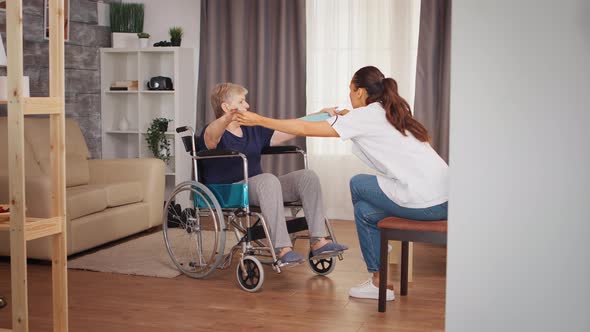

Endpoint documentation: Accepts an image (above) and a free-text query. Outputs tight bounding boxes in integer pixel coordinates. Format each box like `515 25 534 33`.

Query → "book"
114 80 139 87
109 85 138 91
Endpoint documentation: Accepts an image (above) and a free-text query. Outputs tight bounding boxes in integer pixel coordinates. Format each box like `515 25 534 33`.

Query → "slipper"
278 250 305 265
311 242 348 258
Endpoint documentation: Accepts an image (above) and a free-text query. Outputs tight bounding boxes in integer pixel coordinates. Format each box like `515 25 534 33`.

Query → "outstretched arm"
270 131 296 146
203 112 235 149
269 107 344 144
236 111 340 138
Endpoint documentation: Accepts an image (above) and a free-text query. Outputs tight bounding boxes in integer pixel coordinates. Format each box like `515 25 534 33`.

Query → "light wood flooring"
0 220 446 331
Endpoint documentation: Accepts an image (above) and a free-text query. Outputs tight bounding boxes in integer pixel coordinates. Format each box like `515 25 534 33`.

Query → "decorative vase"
139 38 149 48
158 121 169 133
118 115 129 131
159 145 170 165
112 32 138 48
171 38 181 46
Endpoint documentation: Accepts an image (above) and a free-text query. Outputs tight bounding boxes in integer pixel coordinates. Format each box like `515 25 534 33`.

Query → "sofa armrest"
88 158 165 228
0 174 53 218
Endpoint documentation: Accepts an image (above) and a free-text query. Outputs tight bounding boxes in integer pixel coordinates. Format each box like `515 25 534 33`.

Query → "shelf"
139 131 175 135
140 90 175 94
140 48 178 53
0 216 64 241
106 130 139 134
7 1 69 329
105 90 139 94
100 47 182 54
101 46 196 199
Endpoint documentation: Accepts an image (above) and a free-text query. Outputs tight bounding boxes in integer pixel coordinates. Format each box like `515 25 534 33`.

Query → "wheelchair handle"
176 126 189 133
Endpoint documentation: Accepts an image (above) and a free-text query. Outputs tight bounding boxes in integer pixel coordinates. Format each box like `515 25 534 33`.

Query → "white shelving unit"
100 47 196 195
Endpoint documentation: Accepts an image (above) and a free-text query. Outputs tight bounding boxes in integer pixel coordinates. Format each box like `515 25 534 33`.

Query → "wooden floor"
0 220 446 331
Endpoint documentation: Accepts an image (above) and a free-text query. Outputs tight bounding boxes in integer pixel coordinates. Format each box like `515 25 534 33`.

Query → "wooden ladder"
0 0 68 331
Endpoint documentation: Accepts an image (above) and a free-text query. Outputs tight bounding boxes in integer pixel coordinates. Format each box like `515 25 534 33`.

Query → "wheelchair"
162 126 344 292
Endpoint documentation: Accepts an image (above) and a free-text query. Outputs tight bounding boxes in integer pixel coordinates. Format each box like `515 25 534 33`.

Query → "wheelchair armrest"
261 145 305 155
196 148 242 158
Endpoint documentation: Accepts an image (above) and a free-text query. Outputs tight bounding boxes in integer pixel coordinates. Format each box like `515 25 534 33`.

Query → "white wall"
121 0 200 124
122 0 200 49
446 1 590 331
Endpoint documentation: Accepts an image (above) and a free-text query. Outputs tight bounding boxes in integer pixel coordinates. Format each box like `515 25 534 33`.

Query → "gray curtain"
197 0 307 175
413 0 452 162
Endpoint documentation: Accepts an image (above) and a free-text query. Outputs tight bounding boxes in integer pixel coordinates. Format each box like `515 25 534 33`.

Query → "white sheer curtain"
306 0 421 220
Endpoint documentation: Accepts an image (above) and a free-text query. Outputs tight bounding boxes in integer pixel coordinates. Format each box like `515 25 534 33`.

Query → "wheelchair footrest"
247 217 309 241
310 250 344 261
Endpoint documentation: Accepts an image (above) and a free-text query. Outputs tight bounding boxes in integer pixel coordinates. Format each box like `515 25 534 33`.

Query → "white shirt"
329 102 449 208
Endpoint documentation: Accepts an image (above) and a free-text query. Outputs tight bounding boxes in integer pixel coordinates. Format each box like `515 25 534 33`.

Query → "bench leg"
401 241 409 296
378 230 389 312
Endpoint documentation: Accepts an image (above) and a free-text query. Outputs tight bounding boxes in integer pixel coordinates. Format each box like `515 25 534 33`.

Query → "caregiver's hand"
235 110 263 127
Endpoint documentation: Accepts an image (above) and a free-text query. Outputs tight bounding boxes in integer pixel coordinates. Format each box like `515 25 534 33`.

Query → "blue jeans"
350 174 448 273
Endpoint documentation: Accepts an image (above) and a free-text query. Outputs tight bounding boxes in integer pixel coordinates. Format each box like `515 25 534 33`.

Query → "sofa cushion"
67 185 108 220
103 181 144 207
0 117 44 177
65 154 90 187
23 118 91 187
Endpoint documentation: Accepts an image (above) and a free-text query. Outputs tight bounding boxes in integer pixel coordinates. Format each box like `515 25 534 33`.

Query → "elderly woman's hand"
235 110 263 126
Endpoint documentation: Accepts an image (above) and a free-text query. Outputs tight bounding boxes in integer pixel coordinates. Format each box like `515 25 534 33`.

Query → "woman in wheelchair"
163 83 347 292
198 83 348 264
235 66 449 300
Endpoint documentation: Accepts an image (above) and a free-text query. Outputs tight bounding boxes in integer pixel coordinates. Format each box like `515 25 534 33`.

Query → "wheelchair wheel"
236 256 264 292
163 181 226 279
308 251 336 276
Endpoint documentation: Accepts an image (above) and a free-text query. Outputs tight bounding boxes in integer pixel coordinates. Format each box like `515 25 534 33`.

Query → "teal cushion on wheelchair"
195 183 249 209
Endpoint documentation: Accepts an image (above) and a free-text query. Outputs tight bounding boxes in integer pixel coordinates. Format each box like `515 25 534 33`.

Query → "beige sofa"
0 117 165 260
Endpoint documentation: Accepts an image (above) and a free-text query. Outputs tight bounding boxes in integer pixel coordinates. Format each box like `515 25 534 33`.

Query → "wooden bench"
377 217 448 312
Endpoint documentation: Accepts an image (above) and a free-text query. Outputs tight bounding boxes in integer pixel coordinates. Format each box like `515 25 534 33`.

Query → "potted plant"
146 118 172 164
110 3 144 48
169 26 183 46
137 32 150 48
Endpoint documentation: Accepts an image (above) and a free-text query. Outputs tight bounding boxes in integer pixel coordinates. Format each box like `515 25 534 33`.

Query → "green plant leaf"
145 118 172 163
110 3 144 33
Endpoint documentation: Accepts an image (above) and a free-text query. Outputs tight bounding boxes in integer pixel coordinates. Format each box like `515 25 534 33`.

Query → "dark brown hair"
351 66 430 142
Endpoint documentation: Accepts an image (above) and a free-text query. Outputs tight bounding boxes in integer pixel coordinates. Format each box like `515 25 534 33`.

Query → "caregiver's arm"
236 111 340 138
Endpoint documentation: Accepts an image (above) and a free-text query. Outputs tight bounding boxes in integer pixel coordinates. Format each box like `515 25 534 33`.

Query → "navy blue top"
196 125 274 184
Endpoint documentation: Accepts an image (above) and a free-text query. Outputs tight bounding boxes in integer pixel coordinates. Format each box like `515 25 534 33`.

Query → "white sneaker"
348 278 395 301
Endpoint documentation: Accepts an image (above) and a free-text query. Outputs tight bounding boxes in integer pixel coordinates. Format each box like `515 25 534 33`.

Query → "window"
306 0 421 219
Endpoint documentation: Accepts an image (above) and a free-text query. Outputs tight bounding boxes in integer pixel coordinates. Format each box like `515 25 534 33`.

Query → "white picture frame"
44 0 70 41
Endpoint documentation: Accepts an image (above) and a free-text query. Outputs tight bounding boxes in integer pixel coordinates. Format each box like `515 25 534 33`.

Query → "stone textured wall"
0 0 121 158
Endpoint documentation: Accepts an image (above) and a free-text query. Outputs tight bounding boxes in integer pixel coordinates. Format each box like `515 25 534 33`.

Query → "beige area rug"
68 230 234 278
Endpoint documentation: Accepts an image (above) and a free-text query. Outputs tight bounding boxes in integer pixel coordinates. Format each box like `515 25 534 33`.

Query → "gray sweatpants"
247 169 327 249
